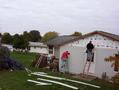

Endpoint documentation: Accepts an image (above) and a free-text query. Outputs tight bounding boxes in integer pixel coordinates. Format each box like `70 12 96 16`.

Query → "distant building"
0 36 13 51
1 44 13 52
29 42 48 54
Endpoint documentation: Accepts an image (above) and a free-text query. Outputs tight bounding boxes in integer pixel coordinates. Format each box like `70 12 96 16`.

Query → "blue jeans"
61 59 68 73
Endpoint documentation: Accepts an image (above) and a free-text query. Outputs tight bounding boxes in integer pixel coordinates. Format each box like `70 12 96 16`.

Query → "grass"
0 51 119 90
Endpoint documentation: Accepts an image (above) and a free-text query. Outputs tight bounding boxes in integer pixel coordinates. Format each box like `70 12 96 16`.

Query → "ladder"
35 55 43 68
83 51 94 75
83 60 92 75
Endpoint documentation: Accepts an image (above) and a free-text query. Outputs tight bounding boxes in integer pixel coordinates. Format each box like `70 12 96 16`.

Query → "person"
83 41 94 75
61 51 70 73
47 54 52 64
86 41 94 62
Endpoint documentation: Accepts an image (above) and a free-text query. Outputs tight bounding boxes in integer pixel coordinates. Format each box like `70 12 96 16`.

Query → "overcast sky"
0 0 119 35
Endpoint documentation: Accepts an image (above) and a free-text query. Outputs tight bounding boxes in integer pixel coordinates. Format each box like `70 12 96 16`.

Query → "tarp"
0 56 24 70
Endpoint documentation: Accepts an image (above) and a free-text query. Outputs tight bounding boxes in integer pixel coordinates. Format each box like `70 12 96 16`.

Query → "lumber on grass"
27 79 52 85
37 78 78 90
32 73 101 88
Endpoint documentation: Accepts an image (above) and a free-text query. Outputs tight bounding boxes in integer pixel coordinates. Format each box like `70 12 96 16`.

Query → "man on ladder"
83 41 94 76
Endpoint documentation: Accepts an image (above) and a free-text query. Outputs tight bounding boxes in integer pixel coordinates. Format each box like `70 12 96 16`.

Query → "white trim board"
31 73 65 80
31 72 47 75
37 78 78 90
32 73 101 88
27 79 52 85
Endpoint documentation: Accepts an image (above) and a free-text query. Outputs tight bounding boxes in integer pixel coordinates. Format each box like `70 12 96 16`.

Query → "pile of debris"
31 54 59 72
0 46 24 71
31 54 48 68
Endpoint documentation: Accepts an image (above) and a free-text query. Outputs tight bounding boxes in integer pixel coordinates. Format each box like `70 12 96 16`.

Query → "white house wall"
95 48 118 78
59 45 86 74
54 47 60 59
29 47 48 54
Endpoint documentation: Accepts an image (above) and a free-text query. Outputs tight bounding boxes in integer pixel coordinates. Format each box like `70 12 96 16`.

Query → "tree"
0 33 1 37
71 31 82 36
29 30 42 42
42 31 58 42
23 31 31 41
13 34 28 50
1 32 12 44
0 46 10 70
0 33 1 45
12 34 20 49
105 52 119 71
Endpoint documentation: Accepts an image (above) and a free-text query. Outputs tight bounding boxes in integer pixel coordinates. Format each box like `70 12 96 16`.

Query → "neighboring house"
2 44 13 52
0 37 13 52
29 42 48 54
47 31 119 78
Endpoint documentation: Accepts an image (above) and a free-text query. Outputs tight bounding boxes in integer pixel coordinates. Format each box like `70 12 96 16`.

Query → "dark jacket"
86 42 94 51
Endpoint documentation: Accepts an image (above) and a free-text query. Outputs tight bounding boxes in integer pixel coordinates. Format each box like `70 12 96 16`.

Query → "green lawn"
0 52 118 90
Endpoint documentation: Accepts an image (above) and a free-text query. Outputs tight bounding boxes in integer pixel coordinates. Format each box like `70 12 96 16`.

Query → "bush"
0 46 10 70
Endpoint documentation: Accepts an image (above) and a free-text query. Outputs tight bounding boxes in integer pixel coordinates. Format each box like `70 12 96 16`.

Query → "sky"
0 0 119 36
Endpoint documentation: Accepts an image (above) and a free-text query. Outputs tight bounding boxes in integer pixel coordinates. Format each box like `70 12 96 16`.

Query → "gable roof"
47 35 79 47
47 31 119 47
61 31 119 46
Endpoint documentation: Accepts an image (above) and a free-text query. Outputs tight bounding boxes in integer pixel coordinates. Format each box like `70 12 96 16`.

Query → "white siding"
59 45 86 74
68 34 119 49
29 47 48 54
54 47 60 58
95 48 118 78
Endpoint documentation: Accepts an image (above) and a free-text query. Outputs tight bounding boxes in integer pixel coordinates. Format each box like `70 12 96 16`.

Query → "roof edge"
60 30 119 46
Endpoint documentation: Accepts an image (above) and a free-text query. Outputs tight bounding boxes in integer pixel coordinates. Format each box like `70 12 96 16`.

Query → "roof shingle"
47 31 119 47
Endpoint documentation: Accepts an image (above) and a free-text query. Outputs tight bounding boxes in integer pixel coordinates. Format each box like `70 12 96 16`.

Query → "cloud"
0 0 119 35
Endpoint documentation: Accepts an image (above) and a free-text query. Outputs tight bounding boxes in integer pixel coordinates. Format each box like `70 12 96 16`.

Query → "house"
1 44 13 52
47 31 119 78
29 42 49 54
